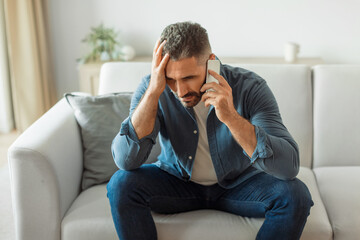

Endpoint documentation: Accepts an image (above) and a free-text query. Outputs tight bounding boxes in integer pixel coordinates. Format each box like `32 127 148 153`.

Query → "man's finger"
159 53 170 70
201 91 217 101
201 92 216 105
154 40 167 65
200 82 223 93
153 39 161 56
156 40 167 57
204 98 216 108
208 70 231 90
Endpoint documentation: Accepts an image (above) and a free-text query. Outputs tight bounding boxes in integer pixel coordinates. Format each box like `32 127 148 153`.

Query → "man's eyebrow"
165 75 174 80
165 74 199 80
182 75 197 79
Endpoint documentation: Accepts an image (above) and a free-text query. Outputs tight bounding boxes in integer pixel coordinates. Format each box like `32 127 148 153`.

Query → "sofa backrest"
99 62 313 168
313 65 360 168
99 62 152 94
231 64 313 168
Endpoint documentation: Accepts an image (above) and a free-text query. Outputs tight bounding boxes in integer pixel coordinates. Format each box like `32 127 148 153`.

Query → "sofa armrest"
8 98 83 240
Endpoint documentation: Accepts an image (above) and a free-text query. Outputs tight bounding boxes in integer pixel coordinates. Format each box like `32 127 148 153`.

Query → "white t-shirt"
191 101 218 185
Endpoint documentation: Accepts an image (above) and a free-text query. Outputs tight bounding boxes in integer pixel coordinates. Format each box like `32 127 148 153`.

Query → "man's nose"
176 81 188 98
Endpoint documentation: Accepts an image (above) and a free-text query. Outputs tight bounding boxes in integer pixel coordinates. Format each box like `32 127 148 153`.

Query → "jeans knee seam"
148 195 201 202
221 198 270 210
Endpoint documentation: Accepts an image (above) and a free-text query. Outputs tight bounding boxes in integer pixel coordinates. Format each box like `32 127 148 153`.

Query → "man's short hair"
160 22 211 63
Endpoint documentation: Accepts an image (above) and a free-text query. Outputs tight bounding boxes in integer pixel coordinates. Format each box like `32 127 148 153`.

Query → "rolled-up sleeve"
244 125 273 163
111 75 161 170
244 79 299 180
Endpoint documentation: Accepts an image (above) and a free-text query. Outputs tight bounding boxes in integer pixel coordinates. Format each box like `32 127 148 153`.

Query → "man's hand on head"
148 39 170 97
200 70 238 125
130 40 169 140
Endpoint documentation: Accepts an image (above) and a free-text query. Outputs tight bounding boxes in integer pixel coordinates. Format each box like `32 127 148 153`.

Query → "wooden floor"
0 131 19 168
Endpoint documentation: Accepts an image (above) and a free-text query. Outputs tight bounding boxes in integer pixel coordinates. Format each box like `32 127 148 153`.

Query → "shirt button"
193 130 197 134
188 156 193 160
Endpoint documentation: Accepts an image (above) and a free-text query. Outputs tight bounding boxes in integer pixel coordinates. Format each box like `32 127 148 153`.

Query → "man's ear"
209 53 216 60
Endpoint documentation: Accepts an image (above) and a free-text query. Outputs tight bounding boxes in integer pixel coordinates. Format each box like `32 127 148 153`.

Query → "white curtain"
0 0 14 133
2 0 56 132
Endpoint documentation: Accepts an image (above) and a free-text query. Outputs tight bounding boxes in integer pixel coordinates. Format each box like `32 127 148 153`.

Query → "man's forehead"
165 57 205 78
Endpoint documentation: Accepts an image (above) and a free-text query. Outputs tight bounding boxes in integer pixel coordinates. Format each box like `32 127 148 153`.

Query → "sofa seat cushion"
61 167 331 240
314 166 360 240
298 167 333 240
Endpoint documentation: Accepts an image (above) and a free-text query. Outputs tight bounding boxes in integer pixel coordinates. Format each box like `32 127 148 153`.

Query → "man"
107 21 313 240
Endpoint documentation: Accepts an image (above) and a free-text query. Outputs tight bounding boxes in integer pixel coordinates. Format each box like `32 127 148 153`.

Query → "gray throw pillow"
65 92 160 190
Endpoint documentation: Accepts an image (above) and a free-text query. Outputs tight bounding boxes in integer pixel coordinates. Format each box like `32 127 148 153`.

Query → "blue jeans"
107 164 313 240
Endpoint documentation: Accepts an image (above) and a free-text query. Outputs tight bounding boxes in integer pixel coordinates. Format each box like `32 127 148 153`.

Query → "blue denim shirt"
112 63 299 188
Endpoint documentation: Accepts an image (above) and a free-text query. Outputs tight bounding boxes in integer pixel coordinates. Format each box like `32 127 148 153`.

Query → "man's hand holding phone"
201 61 237 125
148 39 170 97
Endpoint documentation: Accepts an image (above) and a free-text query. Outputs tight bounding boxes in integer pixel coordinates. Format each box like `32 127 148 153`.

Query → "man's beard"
171 90 203 108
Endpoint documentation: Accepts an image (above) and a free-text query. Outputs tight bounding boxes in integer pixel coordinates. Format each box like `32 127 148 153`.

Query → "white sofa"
8 62 360 240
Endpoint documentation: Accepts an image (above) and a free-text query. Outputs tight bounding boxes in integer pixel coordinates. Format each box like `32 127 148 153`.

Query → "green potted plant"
78 23 123 64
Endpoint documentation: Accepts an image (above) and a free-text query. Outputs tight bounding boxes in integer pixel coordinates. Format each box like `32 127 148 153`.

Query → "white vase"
100 51 110 61
120 45 136 61
284 42 300 63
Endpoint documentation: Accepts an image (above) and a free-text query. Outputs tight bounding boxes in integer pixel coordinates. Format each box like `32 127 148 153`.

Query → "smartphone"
206 60 220 91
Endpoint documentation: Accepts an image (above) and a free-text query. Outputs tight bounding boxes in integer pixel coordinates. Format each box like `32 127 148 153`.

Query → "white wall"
48 0 360 99
47 0 96 99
